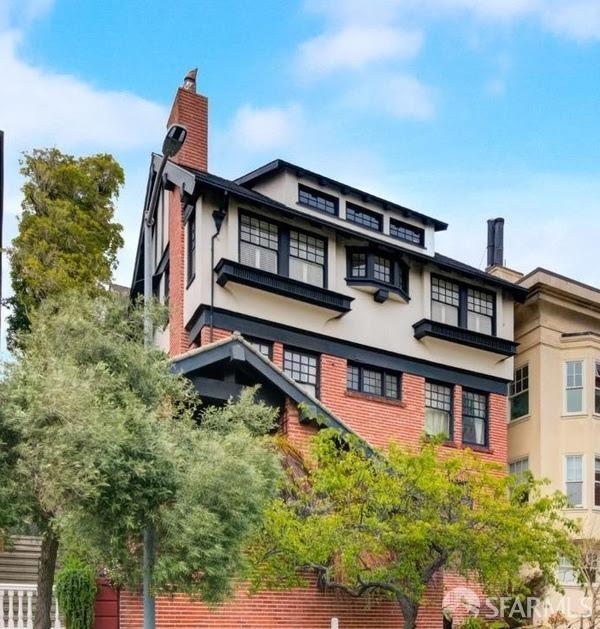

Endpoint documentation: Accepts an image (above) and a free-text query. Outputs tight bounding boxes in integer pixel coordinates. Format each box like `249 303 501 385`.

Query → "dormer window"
298 184 338 216
390 218 424 246
346 248 409 301
346 202 382 232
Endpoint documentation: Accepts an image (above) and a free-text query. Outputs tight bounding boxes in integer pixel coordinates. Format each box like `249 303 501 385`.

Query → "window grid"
373 256 391 283
290 231 325 265
425 381 452 439
509 364 529 421
467 288 494 317
240 214 278 250
347 363 400 399
462 390 488 446
187 210 196 284
284 350 318 386
432 277 460 306
346 203 382 231
389 219 424 246
426 382 452 412
248 338 273 359
509 457 529 477
510 364 529 396
298 185 338 215
565 454 583 507
350 252 367 278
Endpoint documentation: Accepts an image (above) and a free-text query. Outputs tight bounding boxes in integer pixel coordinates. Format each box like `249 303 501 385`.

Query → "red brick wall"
119 575 443 629
167 88 208 173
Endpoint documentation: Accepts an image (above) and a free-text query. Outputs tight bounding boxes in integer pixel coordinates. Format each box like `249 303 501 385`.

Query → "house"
500 266 600 620
124 72 527 628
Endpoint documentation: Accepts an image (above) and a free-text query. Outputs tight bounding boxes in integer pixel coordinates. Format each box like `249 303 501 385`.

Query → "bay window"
346 248 409 298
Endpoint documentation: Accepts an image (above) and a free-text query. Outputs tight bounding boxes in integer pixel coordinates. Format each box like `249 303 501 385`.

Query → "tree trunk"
397 596 419 629
34 527 59 629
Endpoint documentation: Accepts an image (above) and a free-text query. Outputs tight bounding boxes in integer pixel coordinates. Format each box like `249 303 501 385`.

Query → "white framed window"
509 457 529 478
595 455 600 508
557 557 578 585
565 454 584 507
564 360 584 414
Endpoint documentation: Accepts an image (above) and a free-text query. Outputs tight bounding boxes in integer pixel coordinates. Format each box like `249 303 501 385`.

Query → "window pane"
390 219 424 246
510 391 529 420
431 277 460 326
289 258 324 286
384 373 399 399
240 241 278 273
290 231 325 265
432 301 458 326
566 455 583 481
426 382 452 412
566 482 583 507
298 185 337 215
350 252 367 278
596 362 600 414
467 311 493 335
467 288 494 317
425 408 450 438
248 339 272 358
567 361 583 387
462 391 487 446
347 364 360 391
363 369 383 395
373 256 391 283
240 214 278 249
284 350 318 386
346 203 382 231
595 458 600 507
566 388 583 413
509 458 529 477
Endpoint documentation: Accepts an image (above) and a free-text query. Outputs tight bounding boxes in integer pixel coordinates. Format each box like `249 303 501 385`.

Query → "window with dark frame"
284 349 319 397
239 212 326 287
163 267 169 305
389 218 424 246
431 275 496 336
247 337 273 360
509 364 529 421
298 184 338 216
595 457 600 508
346 249 408 295
425 382 452 439
346 363 400 399
186 208 196 284
346 203 382 231
462 390 488 446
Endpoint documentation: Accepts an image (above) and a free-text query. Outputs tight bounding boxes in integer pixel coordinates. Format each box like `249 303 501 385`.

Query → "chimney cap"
183 68 197 93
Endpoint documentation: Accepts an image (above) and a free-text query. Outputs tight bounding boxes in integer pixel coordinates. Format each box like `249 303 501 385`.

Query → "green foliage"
6 148 124 348
0 292 280 601
55 557 97 629
248 429 576 628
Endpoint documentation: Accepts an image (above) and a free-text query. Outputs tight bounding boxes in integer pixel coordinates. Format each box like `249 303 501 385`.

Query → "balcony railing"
0 584 62 629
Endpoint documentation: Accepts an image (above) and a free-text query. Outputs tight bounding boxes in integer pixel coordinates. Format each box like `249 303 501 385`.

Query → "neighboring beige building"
505 266 600 618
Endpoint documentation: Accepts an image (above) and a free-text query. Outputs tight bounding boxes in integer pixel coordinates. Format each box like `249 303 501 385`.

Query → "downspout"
209 191 229 343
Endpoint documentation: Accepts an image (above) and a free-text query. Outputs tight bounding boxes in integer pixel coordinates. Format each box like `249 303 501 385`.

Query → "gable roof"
234 158 448 232
172 333 367 446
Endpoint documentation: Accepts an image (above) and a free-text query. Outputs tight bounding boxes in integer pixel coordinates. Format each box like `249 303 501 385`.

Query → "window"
347 363 400 399
462 390 487 446
186 208 196 284
595 457 600 508
557 557 578 585
565 455 583 507
509 457 529 477
431 276 496 335
163 267 169 305
346 203 382 231
289 230 325 287
509 364 529 420
390 218 424 246
240 213 279 274
431 277 460 326
247 337 273 360
425 382 452 439
284 349 319 397
467 288 494 335
298 184 338 216
239 212 326 287
595 362 600 414
565 360 584 414
346 249 409 295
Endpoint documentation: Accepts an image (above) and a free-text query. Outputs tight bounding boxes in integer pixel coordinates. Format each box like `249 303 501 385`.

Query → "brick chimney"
167 68 208 171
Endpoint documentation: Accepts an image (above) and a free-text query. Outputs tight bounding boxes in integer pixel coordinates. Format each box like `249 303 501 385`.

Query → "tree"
0 293 280 629
248 429 576 629
5 148 124 348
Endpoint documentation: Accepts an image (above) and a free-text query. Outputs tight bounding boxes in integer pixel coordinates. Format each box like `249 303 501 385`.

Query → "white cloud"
343 73 435 119
541 1 600 41
0 0 55 28
297 25 422 77
0 31 167 150
222 103 304 153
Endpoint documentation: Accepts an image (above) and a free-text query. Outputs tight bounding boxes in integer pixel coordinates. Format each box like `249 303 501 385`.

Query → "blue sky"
1 0 600 296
